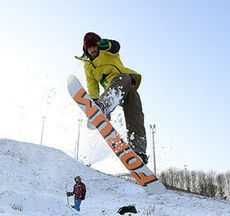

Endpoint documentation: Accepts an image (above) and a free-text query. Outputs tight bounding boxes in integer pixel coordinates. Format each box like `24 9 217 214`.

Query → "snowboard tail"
68 75 166 194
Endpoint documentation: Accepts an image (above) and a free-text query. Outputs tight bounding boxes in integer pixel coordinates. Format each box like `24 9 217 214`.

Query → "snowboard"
68 75 166 194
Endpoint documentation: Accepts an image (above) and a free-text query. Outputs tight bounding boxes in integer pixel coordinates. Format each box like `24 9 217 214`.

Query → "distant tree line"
160 168 230 200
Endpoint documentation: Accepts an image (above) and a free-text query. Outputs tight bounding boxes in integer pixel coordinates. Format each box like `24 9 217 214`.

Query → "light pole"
40 116 46 145
150 124 157 176
75 119 83 160
184 164 190 192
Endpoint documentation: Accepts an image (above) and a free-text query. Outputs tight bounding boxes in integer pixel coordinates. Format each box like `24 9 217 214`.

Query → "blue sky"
0 0 229 173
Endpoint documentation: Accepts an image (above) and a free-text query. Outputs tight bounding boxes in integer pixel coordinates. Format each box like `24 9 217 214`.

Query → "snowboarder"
67 176 86 212
75 32 148 164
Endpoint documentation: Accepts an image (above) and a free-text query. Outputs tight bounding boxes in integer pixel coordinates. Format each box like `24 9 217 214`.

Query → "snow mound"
0 139 230 216
0 139 143 215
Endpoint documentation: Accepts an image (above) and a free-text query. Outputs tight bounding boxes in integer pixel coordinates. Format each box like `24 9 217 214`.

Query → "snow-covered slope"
0 139 230 216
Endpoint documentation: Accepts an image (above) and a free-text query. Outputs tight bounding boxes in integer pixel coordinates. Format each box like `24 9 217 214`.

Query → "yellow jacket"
75 40 142 99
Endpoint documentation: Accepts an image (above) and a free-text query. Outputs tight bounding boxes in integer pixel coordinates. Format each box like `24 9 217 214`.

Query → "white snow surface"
0 139 230 216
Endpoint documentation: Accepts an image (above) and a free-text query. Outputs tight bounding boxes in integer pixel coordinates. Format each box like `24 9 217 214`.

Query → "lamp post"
40 116 46 145
75 119 83 160
150 124 156 176
184 164 190 192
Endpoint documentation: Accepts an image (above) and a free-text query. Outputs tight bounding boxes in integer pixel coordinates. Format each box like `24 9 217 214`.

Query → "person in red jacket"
67 176 86 212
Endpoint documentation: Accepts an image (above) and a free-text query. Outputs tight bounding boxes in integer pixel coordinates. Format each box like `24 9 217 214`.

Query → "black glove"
66 192 73 197
93 98 99 104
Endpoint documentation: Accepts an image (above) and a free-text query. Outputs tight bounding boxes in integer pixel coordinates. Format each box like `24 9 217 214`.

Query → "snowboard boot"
136 151 148 165
88 99 111 130
94 99 111 121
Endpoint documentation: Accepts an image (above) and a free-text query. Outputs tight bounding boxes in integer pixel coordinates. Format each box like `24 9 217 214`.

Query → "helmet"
83 32 101 51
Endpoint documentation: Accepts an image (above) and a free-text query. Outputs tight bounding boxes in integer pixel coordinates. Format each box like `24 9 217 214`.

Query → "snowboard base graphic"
68 75 166 194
